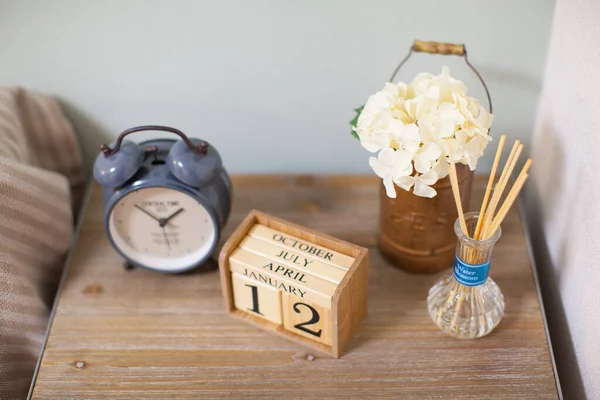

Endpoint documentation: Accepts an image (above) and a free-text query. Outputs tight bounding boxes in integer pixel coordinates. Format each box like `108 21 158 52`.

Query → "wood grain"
31 175 558 399
413 40 465 56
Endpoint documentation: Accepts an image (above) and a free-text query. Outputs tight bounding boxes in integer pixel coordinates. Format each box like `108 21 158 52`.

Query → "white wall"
0 0 554 173
527 0 600 397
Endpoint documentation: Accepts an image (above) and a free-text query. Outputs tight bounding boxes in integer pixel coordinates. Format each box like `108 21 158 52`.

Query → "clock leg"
123 261 135 271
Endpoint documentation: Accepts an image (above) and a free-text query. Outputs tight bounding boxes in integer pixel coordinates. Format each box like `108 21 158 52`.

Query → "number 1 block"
282 292 332 346
231 273 282 324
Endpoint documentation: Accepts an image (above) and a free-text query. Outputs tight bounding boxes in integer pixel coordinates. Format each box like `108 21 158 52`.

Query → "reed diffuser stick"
448 158 468 236
480 141 523 238
474 135 506 239
484 159 532 238
485 175 528 238
447 156 471 330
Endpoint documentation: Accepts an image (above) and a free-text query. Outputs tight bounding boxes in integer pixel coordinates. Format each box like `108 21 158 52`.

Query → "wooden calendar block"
219 210 369 358
282 292 332 346
248 224 354 269
231 272 282 324
229 248 336 308
238 236 346 284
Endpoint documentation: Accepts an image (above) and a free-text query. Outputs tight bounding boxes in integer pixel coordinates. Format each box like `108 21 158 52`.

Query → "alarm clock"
93 125 231 273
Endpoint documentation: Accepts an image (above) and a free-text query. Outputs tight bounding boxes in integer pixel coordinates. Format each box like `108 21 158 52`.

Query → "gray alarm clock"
93 125 231 273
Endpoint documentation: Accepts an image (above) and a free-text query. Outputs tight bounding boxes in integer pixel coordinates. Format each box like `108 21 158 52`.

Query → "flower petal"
413 180 437 198
403 99 418 120
433 159 450 179
415 97 437 121
435 119 458 139
383 173 396 198
419 168 439 185
386 118 405 138
394 123 421 153
418 120 436 143
455 129 470 145
414 143 442 174
438 138 461 161
382 82 399 97
436 66 466 101
438 103 465 125
368 156 389 179
422 142 442 160
358 134 381 152
425 86 440 100
367 110 393 132
378 147 396 166
464 135 487 158
393 149 414 177
414 154 432 174
475 107 494 130
394 175 414 191
408 72 434 97
466 154 478 170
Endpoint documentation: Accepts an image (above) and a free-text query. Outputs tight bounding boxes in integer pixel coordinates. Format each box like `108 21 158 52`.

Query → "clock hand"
161 226 171 251
134 204 161 222
159 208 185 227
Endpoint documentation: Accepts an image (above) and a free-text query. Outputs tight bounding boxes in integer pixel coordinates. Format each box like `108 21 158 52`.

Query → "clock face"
108 187 217 272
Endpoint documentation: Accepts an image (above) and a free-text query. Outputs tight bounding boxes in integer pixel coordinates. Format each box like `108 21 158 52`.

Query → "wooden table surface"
30 176 558 399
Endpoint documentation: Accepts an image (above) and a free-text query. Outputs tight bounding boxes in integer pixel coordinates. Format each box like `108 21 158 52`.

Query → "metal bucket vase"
378 164 473 274
378 40 491 274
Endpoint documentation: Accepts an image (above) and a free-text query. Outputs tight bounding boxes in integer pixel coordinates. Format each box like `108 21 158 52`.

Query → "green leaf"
349 105 364 140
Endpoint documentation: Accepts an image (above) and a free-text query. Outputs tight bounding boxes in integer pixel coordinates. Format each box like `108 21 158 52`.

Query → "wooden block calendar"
218 210 369 358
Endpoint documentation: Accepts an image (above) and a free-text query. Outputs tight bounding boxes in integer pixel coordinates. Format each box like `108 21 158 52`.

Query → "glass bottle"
427 212 503 339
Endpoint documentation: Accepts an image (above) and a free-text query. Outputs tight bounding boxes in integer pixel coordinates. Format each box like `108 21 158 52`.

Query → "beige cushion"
0 87 84 399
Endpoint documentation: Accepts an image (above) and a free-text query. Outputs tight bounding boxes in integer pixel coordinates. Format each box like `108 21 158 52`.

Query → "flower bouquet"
352 66 493 198
350 41 493 273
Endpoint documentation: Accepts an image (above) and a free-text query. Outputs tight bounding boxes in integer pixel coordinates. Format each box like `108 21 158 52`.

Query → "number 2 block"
282 292 332 346
231 273 282 324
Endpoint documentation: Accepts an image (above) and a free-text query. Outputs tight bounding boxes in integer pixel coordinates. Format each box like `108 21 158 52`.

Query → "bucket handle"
388 40 492 113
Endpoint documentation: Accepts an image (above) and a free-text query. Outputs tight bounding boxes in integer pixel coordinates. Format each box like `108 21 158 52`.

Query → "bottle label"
453 256 490 286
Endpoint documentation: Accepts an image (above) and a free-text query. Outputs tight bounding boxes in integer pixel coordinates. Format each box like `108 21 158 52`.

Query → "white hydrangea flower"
414 142 442 174
368 148 413 198
395 168 439 198
354 66 493 198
